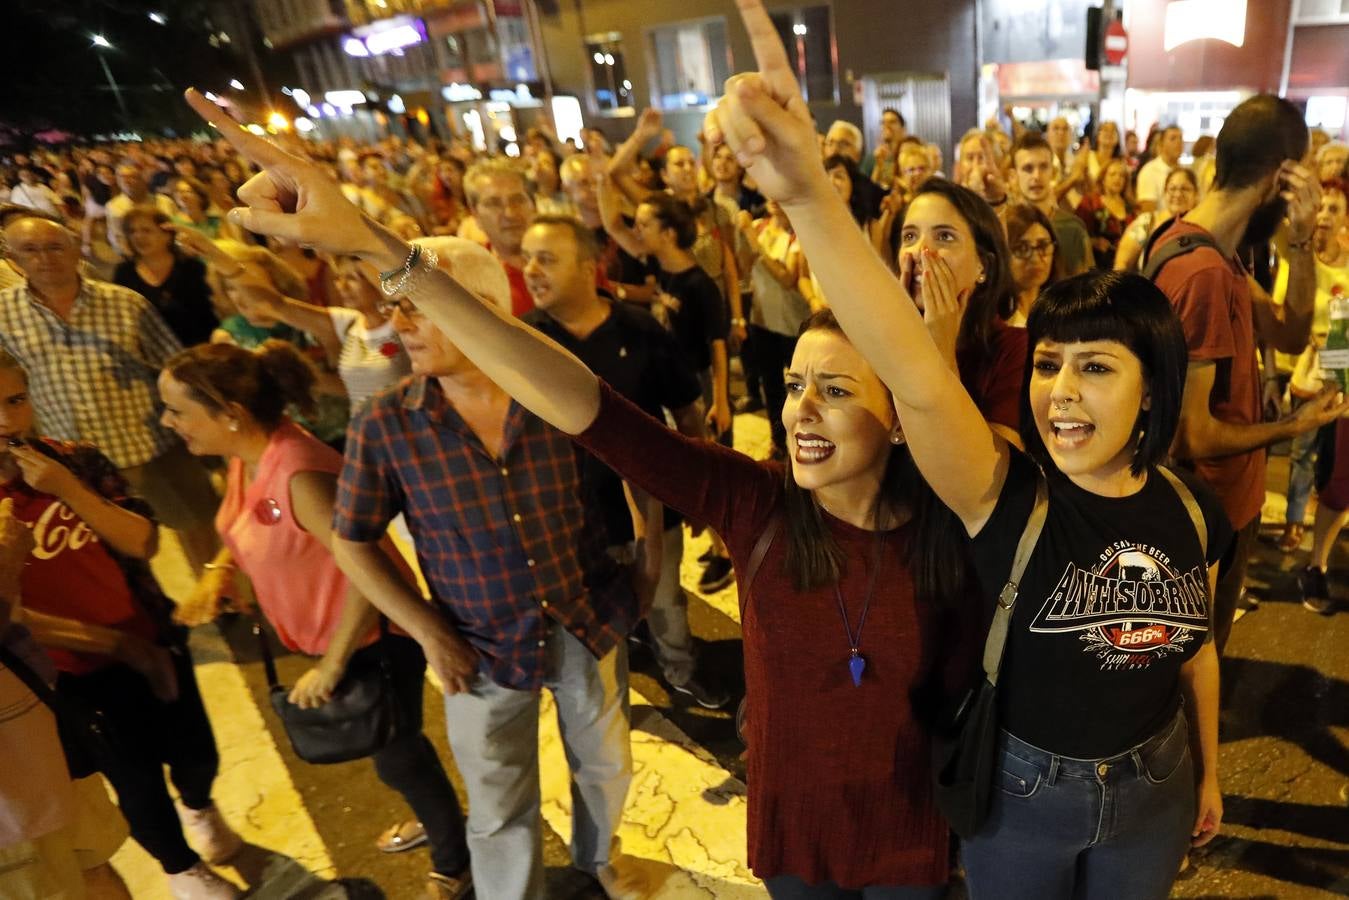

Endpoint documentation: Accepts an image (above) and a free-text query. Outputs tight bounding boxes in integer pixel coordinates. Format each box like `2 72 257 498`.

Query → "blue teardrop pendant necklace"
834 531 884 687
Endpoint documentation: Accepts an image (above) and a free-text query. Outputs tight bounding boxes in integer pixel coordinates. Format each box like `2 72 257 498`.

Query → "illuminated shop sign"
343 16 426 57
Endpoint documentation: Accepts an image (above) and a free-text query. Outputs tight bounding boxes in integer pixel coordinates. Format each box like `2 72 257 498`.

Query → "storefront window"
648 18 731 110
768 6 836 103
586 34 632 113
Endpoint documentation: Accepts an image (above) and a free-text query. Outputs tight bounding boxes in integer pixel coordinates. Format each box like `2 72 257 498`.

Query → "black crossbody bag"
255 617 405 765
931 472 1049 838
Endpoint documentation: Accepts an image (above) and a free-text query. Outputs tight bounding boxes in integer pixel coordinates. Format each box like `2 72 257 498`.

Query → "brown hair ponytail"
163 340 316 430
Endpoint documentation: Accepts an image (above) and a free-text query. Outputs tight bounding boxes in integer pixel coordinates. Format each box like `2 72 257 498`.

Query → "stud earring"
890 433 903 444
228 420 240 433
976 273 986 284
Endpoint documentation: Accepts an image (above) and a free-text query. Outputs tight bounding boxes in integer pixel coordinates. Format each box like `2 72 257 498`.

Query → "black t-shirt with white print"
971 449 1233 759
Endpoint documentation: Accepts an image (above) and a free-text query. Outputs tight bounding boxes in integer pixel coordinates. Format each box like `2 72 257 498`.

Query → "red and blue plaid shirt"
333 376 634 690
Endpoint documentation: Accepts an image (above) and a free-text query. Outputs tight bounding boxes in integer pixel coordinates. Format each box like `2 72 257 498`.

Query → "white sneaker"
176 802 244 864
167 862 241 899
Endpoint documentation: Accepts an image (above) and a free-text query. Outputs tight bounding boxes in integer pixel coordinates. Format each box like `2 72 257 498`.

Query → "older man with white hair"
330 236 639 900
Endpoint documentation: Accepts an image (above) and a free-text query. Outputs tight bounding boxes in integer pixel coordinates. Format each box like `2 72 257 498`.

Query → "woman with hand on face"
0 349 243 900
114 206 221 347
182 84 985 899
1004 204 1061 327
894 179 1026 434
158 342 473 899
704 5 1229 898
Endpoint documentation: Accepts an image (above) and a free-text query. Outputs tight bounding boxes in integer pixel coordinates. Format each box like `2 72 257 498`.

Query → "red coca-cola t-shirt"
0 479 158 675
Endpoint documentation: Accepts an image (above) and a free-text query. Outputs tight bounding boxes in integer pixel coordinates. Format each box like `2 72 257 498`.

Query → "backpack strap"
1141 221 1221 282
1156 466 1208 559
739 513 781 619
982 471 1049 684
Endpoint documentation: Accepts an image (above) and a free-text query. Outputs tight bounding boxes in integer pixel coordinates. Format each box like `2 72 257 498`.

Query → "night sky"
1 0 291 140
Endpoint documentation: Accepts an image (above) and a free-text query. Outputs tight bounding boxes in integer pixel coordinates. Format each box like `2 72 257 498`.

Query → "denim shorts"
961 710 1195 900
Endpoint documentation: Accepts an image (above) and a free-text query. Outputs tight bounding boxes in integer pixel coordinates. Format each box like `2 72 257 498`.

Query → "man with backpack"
1150 94 1348 654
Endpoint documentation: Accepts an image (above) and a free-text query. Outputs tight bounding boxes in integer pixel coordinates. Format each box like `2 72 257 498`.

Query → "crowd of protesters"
1 5 1348 897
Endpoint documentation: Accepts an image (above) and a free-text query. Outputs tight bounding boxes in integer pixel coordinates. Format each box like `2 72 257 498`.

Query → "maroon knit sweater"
577 382 965 888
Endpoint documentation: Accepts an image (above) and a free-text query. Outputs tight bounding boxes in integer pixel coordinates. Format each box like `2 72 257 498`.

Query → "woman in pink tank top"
159 341 473 900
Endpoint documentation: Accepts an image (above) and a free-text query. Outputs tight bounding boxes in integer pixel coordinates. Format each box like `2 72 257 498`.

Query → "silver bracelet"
380 244 425 296
388 245 440 299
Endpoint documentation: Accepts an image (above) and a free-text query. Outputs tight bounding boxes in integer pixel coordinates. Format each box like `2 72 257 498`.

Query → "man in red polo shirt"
462 160 536 317
1156 95 1348 653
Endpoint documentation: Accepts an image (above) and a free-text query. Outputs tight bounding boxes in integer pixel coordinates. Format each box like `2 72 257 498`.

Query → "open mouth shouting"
794 432 837 464
1049 417 1095 449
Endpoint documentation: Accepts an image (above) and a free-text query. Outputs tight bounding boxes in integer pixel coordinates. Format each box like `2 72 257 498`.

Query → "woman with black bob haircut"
1017 270 1190 477
700 9 1232 897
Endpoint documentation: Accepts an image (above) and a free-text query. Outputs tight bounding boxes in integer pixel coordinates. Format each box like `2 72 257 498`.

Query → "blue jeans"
962 711 1194 900
1286 421 1319 525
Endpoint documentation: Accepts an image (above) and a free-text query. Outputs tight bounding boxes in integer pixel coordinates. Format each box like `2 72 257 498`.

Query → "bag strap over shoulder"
1157 466 1208 559
982 472 1049 685
1141 221 1221 282
739 513 781 618
254 617 281 690
0 644 60 711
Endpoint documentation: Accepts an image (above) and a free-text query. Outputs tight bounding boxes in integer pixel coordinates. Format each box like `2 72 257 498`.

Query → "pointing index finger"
184 88 295 171
734 0 802 104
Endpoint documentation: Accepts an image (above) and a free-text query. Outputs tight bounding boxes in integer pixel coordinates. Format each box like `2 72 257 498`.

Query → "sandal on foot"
376 820 428 854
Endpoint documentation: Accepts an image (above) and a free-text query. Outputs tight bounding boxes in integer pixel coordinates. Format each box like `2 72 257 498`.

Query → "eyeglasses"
1011 240 1055 261
375 296 424 319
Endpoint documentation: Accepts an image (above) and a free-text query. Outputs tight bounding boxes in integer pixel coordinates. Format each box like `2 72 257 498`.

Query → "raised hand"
702 0 827 207
10 444 79 499
182 89 402 267
635 107 664 143
1280 161 1321 246
912 250 969 366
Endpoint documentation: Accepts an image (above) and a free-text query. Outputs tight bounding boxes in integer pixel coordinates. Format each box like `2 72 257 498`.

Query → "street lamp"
90 35 132 131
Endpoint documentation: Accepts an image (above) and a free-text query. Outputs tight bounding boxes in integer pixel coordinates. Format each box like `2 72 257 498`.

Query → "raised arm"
596 172 647 261
606 108 665 204
185 88 603 437
699 0 1008 530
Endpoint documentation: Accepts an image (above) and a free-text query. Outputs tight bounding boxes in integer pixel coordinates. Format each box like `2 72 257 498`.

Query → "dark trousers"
364 634 470 876
58 648 217 874
747 326 798 453
1213 517 1259 654
765 875 943 900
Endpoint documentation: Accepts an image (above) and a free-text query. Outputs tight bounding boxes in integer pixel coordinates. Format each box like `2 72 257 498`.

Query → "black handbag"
255 617 405 765
931 472 1048 838
0 642 120 779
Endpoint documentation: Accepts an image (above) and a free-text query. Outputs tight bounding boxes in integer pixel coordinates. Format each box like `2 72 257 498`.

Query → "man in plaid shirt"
0 215 220 574
331 238 639 900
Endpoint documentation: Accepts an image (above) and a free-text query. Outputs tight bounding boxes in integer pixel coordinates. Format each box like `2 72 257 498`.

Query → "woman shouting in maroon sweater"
181 88 981 897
